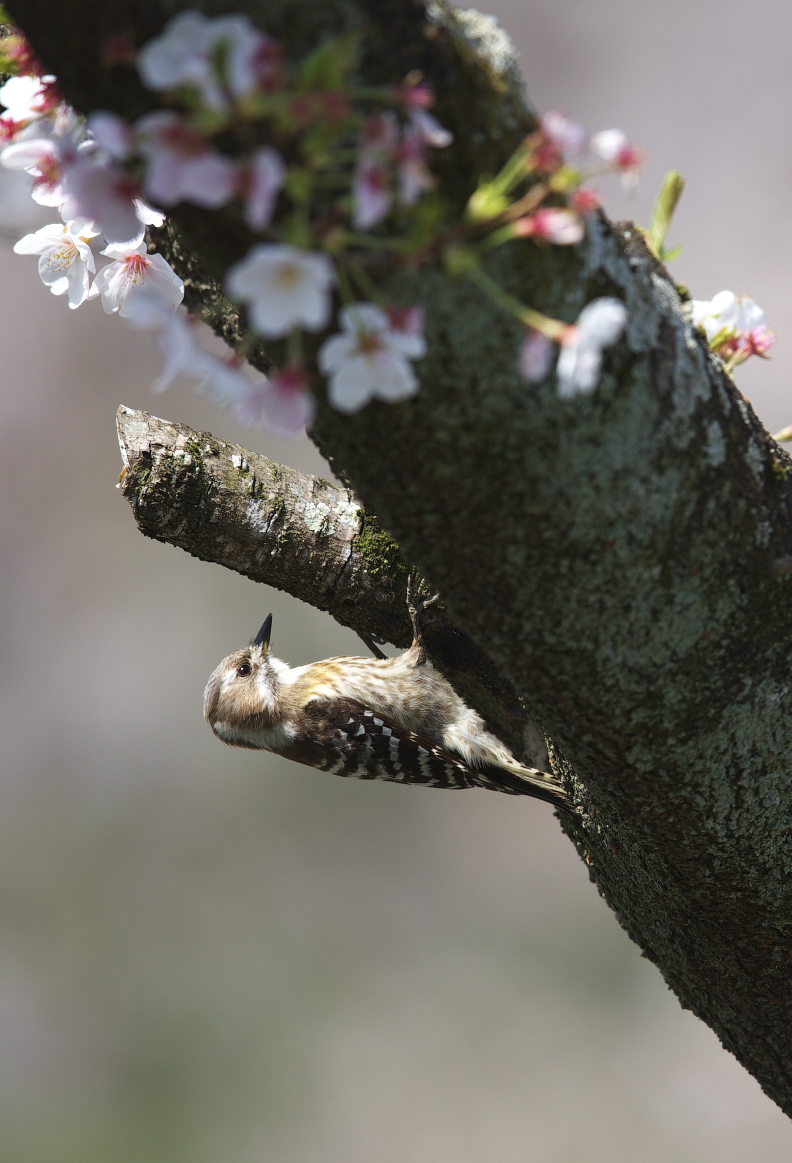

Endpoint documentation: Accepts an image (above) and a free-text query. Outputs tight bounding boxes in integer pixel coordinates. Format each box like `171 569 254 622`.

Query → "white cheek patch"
213 719 239 743
213 719 298 751
255 670 278 711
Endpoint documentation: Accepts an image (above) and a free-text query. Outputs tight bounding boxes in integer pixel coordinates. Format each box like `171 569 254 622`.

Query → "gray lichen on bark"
11 0 792 1116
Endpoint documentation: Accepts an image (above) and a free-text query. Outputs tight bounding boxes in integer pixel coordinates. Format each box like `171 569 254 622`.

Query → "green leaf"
660 243 683 263
647 170 685 261
298 34 360 90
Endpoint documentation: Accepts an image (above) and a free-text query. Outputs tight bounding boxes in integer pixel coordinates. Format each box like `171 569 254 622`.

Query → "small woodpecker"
204 609 570 809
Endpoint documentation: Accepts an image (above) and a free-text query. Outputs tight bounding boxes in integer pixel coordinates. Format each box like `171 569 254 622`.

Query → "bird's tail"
474 760 573 809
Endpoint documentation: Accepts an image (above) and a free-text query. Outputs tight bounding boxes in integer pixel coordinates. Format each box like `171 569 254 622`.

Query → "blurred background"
1 1 791 1159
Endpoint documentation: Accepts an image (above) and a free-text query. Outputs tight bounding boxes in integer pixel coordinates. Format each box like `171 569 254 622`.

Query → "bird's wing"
279 698 570 808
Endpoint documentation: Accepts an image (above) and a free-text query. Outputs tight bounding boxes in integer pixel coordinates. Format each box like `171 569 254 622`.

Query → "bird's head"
204 615 293 748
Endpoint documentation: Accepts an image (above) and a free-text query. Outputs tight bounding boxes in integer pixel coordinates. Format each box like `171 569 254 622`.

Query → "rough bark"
12 0 792 1117
116 405 550 765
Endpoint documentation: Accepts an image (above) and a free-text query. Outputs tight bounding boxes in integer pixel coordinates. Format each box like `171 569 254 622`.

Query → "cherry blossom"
741 324 776 359
242 147 285 230
87 111 134 160
60 157 147 244
136 111 237 209
397 111 452 206
226 244 334 336
192 353 255 407
0 75 53 123
385 304 425 344
13 222 97 308
398 125 436 206
139 308 264 416
540 111 587 158
518 330 554 382
353 158 392 229
92 241 184 317
352 114 398 229
515 207 584 245
590 129 644 187
318 303 425 414
142 308 268 415
691 291 765 342
137 10 273 110
408 109 453 149
556 297 627 398
154 314 209 391
0 133 80 208
691 291 776 368
235 363 315 434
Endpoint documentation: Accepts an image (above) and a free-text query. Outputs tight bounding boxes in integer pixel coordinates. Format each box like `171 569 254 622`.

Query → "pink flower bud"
514 208 584 246
570 187 601 214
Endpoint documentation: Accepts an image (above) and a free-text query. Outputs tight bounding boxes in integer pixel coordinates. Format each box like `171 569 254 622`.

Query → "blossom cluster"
690 291 776 372
1 11 770 436
0 13 458 428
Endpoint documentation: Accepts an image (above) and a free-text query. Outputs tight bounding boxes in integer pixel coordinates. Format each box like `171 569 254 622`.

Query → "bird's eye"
236 662 252 677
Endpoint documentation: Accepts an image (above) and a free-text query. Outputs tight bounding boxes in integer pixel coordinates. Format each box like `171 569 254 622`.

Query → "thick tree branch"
117 405 550 765
13 0 792 1116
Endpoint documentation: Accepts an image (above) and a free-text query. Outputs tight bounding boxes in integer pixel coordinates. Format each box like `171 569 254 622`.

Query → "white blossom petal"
151 310 214 390
13 221 96 308
336 303 389 335
408 109 453 148
61 159 145 245
93 242 184 316
541 111 587 157
87 111 133 160
235 366 314 434
534 208 584 245
0 75 50 122
244 147 285 230
134 198 166 227
319 302 423 413
0 137 70 208
138 10 270 109
556 297 627 399
0 137 56 171
147 150 237 208
352 159 392 229
136 110 237 209
226 244 334 336
138 12 217 97
590 128 628 162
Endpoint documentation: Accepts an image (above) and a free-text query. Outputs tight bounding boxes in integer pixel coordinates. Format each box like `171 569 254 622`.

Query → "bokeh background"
1 1 791 1159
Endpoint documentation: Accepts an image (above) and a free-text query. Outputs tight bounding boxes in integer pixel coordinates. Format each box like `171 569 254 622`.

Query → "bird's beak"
252 614 272 651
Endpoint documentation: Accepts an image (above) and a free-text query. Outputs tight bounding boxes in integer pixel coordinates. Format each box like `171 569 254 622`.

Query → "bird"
203 593 571 810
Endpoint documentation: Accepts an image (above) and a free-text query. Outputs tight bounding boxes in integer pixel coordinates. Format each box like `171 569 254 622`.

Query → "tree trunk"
11 0 792 1115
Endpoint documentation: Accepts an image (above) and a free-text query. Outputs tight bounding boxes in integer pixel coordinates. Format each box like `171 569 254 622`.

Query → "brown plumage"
204 614 570 809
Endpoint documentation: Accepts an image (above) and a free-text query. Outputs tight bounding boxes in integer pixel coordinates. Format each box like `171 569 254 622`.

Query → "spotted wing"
279 698 569 807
